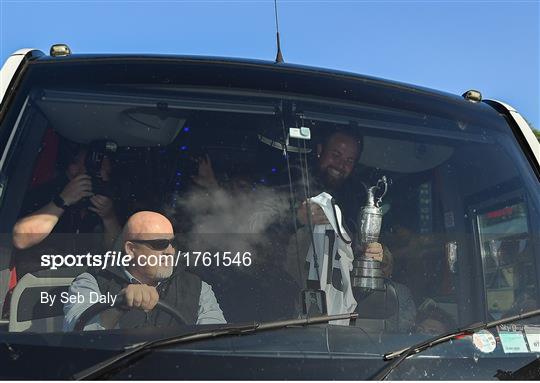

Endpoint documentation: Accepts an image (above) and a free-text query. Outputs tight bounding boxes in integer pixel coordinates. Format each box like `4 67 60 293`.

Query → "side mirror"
353 281 398 319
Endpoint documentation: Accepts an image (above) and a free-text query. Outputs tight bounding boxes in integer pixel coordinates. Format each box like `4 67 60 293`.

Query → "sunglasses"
129 238 178 251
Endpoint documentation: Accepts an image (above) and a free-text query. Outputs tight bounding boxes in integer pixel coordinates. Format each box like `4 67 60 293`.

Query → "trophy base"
351 277 385 292
351 258 385 291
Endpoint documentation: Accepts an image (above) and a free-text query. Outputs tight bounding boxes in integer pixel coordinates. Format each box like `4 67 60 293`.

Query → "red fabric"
8 267 17 289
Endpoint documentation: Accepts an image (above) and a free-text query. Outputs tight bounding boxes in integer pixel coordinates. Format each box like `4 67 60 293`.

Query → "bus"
0 46 539 379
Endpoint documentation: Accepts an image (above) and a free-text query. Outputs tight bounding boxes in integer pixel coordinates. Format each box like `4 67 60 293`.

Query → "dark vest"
90 266 202 328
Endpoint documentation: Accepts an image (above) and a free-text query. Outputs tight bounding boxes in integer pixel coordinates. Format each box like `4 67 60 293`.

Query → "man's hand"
88 195 115 219
362 242 384 262
296 200 329 226
100 284 159 328
191 154 219 189
120 284 160 312
59 174 93 206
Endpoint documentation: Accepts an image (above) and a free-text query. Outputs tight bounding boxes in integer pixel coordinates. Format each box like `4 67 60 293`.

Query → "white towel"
306 192 357 325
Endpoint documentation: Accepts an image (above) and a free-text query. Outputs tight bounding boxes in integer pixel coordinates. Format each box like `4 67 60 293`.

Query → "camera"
85 140 117 198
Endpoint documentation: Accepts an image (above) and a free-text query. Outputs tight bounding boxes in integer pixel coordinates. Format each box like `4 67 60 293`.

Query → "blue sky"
1 0 538 128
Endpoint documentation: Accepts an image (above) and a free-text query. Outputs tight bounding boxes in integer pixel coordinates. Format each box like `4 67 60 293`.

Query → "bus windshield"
1 59 539 359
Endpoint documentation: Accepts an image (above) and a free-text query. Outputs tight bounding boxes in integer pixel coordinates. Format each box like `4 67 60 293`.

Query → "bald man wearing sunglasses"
63 211 226 331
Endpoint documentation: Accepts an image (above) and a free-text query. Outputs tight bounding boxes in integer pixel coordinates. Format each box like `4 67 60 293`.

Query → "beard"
320 166 347 191
154 266 174 281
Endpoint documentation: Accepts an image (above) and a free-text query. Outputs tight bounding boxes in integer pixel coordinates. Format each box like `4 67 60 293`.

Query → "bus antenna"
274 0 284 63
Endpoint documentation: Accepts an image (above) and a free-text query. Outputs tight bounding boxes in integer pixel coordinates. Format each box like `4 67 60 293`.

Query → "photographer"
12 141 122 277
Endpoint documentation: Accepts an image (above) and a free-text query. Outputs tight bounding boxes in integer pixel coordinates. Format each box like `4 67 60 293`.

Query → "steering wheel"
73 294 188 331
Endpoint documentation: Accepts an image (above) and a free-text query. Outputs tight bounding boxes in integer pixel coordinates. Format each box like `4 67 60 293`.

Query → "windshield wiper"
371 307 540 380
73 312 358 380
